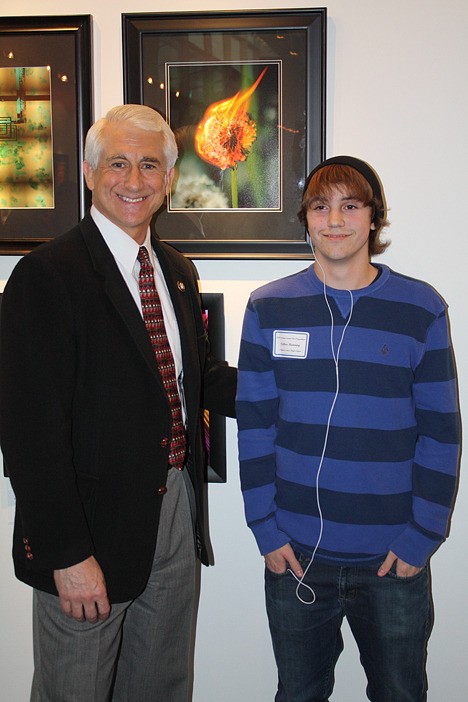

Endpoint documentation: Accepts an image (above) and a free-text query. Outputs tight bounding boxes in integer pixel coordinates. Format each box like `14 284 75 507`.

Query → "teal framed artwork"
0 16 93 254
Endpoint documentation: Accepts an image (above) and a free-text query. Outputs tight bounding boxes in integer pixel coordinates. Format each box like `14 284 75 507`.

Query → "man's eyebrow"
139 156 163 164
105 153 128 161
340 193 363 201
312 193 363 201
308 195 328 204
105 154 162 164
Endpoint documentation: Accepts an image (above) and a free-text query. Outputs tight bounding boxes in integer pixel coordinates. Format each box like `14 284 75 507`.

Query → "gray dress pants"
31 467 196 702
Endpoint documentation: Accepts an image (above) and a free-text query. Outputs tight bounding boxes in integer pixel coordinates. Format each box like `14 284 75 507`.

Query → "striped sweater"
237 264 460 567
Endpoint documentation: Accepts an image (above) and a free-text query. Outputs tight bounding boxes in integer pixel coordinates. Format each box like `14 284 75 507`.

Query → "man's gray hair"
84 104 178 170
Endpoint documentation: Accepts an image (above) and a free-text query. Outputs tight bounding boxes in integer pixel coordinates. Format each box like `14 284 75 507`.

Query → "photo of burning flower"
167 62 280 211
195 67 266 171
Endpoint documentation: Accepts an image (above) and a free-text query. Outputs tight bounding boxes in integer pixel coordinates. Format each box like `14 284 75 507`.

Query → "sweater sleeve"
389 308 460 566
236 297 290 555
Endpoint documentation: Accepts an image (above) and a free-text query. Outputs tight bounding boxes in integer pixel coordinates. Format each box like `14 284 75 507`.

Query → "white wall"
1 1 467 700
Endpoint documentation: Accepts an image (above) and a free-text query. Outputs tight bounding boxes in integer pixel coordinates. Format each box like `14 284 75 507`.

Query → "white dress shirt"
90 206 185 410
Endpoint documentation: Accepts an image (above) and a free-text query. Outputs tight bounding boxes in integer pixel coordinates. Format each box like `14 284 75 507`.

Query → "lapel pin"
177 280 186 292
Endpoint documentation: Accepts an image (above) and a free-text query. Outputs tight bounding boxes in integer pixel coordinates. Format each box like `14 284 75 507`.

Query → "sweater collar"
307 263 390 299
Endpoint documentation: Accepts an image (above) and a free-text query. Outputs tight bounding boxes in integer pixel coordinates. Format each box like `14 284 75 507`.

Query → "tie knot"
138 246 151 266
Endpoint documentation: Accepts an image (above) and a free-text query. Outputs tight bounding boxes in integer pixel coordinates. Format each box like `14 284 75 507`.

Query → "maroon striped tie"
138 246 187 470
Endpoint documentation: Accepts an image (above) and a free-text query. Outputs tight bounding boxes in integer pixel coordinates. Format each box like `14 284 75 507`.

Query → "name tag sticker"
273 331 309 358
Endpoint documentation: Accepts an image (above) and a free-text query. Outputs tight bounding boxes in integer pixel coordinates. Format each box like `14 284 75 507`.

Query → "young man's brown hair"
298 157 390 256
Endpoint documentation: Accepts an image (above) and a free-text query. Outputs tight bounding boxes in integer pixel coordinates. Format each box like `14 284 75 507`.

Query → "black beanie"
303 155 386 219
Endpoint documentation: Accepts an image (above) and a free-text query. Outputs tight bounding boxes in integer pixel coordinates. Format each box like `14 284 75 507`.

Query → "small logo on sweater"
381 344 389 355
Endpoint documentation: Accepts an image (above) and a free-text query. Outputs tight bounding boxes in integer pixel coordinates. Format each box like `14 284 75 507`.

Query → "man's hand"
377 550 423 578
264 543 304 578
54 555 110 623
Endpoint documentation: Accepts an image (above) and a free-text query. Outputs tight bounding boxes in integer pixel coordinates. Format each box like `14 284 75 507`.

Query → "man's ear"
83 161 94 191
165 167 175 196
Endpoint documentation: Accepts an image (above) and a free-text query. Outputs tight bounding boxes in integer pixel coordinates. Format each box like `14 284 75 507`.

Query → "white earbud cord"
288 255 354 604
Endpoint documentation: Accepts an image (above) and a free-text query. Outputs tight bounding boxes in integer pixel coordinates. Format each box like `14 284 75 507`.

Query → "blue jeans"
265 553 433 702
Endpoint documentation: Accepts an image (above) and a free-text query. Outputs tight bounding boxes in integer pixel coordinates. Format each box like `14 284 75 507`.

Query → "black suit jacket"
0 213 236 602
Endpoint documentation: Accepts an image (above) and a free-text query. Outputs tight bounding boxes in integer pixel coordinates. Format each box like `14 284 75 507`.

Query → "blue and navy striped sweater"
237 264 460 567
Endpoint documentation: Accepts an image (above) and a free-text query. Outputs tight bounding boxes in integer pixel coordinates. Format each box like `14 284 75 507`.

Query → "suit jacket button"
160 438 170 448
157 486 167 496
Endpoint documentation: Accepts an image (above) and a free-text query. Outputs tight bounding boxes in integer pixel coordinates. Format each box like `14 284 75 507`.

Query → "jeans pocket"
265 564 289 578
384 563 426 582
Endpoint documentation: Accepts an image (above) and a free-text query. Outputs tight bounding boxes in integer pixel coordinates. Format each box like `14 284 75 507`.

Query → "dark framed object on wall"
123 9 326 259
200 292 227 482
0 290 7 476
0 15 93 255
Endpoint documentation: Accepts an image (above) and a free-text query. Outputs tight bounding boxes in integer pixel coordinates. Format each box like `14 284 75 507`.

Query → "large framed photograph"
123 9 326 259
200 293 227 483
0 16 93 255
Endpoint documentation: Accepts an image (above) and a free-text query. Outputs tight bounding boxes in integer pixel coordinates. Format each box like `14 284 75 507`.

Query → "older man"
0 104 236 701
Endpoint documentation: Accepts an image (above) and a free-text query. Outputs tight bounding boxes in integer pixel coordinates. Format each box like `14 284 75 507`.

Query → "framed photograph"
200 293 227 483
123 9 326 259
0 15 93 255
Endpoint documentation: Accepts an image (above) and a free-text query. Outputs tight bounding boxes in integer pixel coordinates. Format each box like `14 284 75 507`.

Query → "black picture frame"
122 9 326 259
200 293 227 483
0 290 7 476
0 15 93 255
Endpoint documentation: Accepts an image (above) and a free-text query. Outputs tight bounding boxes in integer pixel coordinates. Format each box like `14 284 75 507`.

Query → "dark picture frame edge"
0 291 7 476
0 15 93 255
200 292 227 483
122 9 326 260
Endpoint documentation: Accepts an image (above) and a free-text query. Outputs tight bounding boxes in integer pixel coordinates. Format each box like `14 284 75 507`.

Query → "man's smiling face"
83 121 173 244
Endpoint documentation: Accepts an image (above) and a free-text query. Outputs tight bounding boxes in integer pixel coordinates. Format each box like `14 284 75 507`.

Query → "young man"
236 156 460 701
0 105 236 701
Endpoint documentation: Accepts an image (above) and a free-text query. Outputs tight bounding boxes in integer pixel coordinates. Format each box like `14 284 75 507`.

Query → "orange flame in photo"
194 67 268 171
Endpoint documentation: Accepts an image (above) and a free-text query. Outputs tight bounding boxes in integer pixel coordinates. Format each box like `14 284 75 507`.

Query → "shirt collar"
90 205 151 277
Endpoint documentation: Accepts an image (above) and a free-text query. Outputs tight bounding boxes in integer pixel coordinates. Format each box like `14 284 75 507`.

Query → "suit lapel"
152 237 199 375
79 214 162 384
79 215 202 411
152 237 202 425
